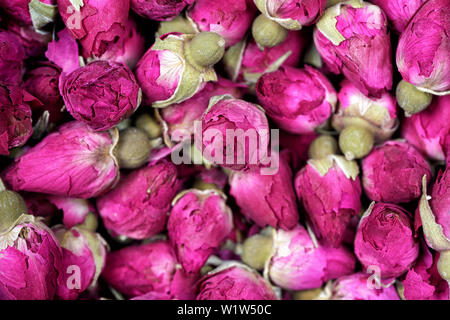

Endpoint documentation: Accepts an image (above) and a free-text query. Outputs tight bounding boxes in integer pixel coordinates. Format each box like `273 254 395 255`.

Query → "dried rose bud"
308 135 338 159
196 262 278 300
229 153 299 230
332 80 398 144
101 240 197 299
256 65 337 134
136 113 162 140
131 0 193 21
0 0 57 29
362 140 432 204
267 226 356 290
401 242 449 300
159 77 246 146
47 196 97 229
418 169 450 252
23 63 65 124
314 1 393 98
57 0 129 58
199 96 270 171
371 0 427 33
402 96 450 162
97 161 179 240
295 155 362 247
116 127 152 169
252 14 288 48
188 0 256 48
0 30 26 86
0 85 42 155
330 273 400 300
45 28 80 75
0 216 63 300
224 30 306 83
254 0 326 30
53 225 107 300
396 0 450 96
61 60 142 131
354 202 419 279
168 189 233 274
2 121 120 198
135 32 225 108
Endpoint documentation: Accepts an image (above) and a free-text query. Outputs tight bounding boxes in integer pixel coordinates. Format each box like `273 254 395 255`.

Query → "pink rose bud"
314 1 393 98
267 226 356 290
371 0 427 33
131 0 194 21
0 216 63 300
295 155 362 247
0 0 57 29
48 197 97 229
159 77 246 146
354 202 420 279
53 225 107 300
254 0 326 29
0 85 42 155
332 79 398 143
57 0 129 58
330 272 400 300
168 189 233 274
97 18 146 70
97 161 179 240
396 0 450 95
229 153 299 230
102 240 197 299
188 0 256 47
196 262 278 300
256 65 337 134
402 96 450 162
61 60 142 131
23 63 65 124
2 121 120 198
135 32 225 108
401 242 449 300
199 96 270 171
362 140 432 204
45 28 80 75
418 168 450 252
0 30 26 86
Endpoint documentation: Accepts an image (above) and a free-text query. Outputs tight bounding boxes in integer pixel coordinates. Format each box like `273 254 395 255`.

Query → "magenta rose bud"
0 217 63 300
0 85 41 155
330 273 400 300
396 0 450 95
97 161 179 240
57 0 129 58
188 0 256 47
254 0 326 29
61 60 142 131
267 226 355 290
102 240 197 299
131 0 194 21
229 153 299 230
168 189 233 274
333 79 398 143
53 225 107 300
295 155 362 247
354 202 420 279
402 96 450 162
2 121 120 198
196 262 278 300
314 1 393 98
371 0 426 33
256 65 337 134
0 30 26 86
159 77 246 146
362 140 432 204
199 96 270 171
48 197 96 229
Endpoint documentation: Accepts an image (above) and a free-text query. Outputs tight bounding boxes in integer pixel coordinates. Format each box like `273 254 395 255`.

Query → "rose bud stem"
437 251 450 282
116 127 152 169
396 80 433 116
308 135 339 159
252 14 288 49
185 32 226 68
0 178 28 234
241 234 274 271
339 125 374 160
136 113 162 139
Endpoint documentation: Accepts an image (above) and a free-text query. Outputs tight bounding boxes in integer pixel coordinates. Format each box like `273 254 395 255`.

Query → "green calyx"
252 14 288 48
396 80 433 116
185 32 226 68
0 179 29 235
